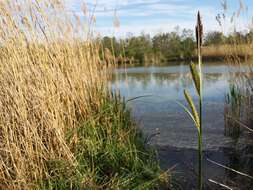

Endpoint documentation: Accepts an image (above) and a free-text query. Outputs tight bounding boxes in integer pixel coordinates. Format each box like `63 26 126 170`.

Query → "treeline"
100 28 253 64
204 30 253 46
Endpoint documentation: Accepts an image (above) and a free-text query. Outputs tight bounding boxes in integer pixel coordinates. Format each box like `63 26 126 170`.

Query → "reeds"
183 11 203 190
224 84 242 138
0 1 166 189
0 1 106 188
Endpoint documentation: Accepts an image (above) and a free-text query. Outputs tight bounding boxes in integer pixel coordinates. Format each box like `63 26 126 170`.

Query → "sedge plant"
182 12 204 190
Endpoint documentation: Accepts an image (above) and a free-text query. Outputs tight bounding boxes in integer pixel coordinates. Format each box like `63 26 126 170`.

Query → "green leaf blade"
190 62 200 96
184 89 200 131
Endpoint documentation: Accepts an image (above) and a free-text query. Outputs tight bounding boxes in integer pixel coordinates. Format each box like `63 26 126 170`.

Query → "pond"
111 62 253 189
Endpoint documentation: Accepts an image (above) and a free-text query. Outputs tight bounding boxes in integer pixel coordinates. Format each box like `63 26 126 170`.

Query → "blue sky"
65 0 253 37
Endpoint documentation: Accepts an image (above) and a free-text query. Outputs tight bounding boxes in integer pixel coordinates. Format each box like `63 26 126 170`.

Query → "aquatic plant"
182 11 203 190
224 84 243 138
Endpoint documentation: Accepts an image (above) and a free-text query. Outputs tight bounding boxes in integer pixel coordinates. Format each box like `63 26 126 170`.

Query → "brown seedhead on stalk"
184 11 204 190
196 11 203 48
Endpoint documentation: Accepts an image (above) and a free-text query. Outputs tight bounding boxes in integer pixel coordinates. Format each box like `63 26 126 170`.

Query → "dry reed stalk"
0 0 109 189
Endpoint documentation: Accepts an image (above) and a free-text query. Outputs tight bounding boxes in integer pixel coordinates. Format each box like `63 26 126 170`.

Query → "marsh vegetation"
1 0 253 190
0 1 168 189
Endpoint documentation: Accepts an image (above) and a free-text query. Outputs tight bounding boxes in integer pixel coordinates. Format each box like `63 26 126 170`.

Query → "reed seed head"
196 11 203 48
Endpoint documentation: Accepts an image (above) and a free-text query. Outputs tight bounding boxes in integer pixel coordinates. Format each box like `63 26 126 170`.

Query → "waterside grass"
38 93 168 189
182 12 203 190
0 1 168 189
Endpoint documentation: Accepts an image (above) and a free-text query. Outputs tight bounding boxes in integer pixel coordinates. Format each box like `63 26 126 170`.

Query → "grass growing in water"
224 84 243 138
39 93 168 189
182 12 203 190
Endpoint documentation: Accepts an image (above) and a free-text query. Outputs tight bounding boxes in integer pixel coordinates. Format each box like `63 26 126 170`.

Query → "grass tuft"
39 94 168 189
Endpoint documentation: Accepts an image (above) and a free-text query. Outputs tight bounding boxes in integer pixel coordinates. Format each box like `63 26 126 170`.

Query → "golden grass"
201 44 253 60
0 1 109 189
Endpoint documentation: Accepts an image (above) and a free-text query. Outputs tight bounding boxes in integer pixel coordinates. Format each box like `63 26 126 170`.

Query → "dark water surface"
111 63 253 190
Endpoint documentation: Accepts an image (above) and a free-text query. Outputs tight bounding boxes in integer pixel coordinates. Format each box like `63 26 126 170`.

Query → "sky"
65 0 253 37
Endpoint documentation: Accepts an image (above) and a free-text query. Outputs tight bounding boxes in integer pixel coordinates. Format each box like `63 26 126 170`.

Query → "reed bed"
0 1 166 189
201 44 253 61
220 1 253 188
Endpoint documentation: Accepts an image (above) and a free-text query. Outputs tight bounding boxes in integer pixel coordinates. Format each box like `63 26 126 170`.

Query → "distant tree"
100 28 253 64
225 31 250 44
101 36 121 57
180 29 195 58
181 29 194 40
204 31 225 45
245 30 253 43
233 31 248 44
167 32 182 58
125 34 153 63
152 29 194 60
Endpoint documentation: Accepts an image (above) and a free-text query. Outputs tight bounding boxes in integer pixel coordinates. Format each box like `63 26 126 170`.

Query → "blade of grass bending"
225 114 253 133
190 62 200 96
208 179 233 190
126 95 154 103
184 90 200 130
176 100 199 132
207 158 253 179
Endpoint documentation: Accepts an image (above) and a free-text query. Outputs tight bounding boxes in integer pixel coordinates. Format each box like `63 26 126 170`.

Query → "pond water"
111 62 253 189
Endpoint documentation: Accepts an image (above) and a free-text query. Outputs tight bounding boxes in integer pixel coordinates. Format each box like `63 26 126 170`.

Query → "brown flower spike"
195 11 203 49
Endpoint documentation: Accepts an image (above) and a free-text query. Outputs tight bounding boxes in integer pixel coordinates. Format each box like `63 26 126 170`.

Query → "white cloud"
65 0 160 11
94 16 219 38
64 0 252 36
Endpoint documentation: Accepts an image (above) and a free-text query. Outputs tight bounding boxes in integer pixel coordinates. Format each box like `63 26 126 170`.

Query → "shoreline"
116 55 252 66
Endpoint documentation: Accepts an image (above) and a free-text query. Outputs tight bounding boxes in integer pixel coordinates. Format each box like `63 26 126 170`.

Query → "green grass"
38 93 169 190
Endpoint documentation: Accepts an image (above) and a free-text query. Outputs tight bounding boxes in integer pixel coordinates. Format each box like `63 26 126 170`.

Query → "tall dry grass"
0 0 109 189
201 44 253 61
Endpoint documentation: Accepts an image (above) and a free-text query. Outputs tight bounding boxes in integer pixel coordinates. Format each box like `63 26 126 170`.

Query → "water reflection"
111 63 247 148
111 63 253 189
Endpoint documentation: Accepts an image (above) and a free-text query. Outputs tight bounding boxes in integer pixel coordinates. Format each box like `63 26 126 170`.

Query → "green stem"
198 36 203 190
198 99 203 190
